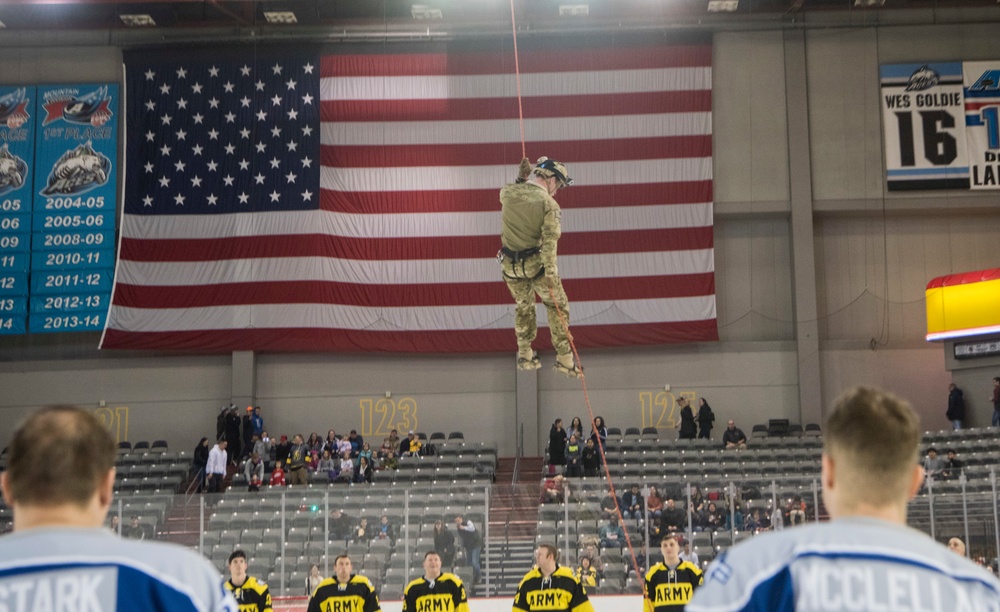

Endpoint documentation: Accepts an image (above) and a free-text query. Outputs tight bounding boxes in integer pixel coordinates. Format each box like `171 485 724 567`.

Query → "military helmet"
534 157 574 188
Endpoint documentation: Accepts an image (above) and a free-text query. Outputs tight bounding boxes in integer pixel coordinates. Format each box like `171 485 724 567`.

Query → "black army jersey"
225 575 273 612
512 565 595 612
402 573 470 612
307 574 380 612
644 561 704 612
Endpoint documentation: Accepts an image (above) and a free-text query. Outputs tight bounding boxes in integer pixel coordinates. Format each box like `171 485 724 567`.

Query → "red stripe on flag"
100 319 720 352
321 136 712 168
322 91 712 122
321 46 712 78
320 181 713 214
119 227 713 263
111 273 715 309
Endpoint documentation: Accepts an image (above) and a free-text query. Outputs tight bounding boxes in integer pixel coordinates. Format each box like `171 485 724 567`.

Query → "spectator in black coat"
433 520 456 566
548 419 567 472
678 397 697 440
697 398 715 439
660 499 687 534
224 407 242 464
947 383 965 430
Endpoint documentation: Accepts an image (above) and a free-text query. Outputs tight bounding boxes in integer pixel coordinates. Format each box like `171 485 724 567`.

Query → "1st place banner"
880 63 969 191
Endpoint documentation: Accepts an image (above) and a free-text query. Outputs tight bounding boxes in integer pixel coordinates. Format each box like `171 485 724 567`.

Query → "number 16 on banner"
880 63 970 191
963 61 1000 189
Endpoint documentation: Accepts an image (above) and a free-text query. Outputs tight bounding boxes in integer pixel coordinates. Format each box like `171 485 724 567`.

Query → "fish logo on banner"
41 86 113 127
0 144 28 196
906 65 940 91
39 141 111 196
0 88 30 129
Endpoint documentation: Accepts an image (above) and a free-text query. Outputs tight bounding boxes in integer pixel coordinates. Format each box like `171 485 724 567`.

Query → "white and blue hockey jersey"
0 527 238 612
688 517 1000 612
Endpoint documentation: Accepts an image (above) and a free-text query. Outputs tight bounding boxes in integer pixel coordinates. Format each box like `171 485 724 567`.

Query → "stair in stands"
484 536 536 597
488 457 544 539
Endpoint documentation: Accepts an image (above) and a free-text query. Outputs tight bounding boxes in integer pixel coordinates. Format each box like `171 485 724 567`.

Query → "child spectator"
376 515 395 542
269 464 286 487
565 434 583 477
337 453 354 483
581 439 601 477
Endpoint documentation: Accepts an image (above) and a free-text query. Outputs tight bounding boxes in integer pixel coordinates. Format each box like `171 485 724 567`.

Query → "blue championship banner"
880 63 969 191
963 61 1000 189
0 86 35 335
30 84 117 333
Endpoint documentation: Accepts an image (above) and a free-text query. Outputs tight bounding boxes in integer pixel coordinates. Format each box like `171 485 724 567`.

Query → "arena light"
263 11 298 24
559 4 590 15
120 14 156 27
412 4 443 19
707 0 739 11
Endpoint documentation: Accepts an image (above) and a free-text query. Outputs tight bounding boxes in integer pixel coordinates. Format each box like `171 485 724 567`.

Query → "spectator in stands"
307 432 323 457
224 406 241 462
250 435 267 468
359 442 374 467
599 492 619 520
992 377 1000 427
660 499 686 535
353 517 370 541
206 439 228 493
375 515 395 543
348 430 364 457
704 501 726 532
244 452 264 487
697 398 715 440
434 519 456 566
949 537 967 557
247 472 261 492
260 432 275 465
678 397 697 440
241 408 254 460
726 501 744 531
565 434 583 478
454 514 483 585
786 496 806 526
590 416 608 451
379 437 394 457
337 452 355 483
680 540 700 567
329 509 352 542
581 439 601 477
943 448 964 480
568 416 584 441
286 434 311 485
191 437 210 492
947 383 965 430
336 435 353 458
306 563 323 596
269 464 286 487
646 485 664 521
317 450 338 483
124 515 146 540
575 555 598 588
402 431 423 457
622 484 644 521
540 474 567 504
722 420 747 450
689 485 706 516
109 513 120 536
251 406 264 437
743 507 768 532
599 514 625 548
357 456 374 484
216 405 228 442
274 435 292 466
388 429 401 451
323 430 338 455
549 419 567 474
382 451 398 471
923 447 945 480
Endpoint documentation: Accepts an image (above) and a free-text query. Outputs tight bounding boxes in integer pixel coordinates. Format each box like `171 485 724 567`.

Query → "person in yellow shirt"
513 544 594 612
644 535 703 612
574 555 598 588
403 551 470 612
225 550 272 612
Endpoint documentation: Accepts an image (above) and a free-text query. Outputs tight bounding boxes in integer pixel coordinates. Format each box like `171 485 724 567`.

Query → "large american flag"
101 42 717 352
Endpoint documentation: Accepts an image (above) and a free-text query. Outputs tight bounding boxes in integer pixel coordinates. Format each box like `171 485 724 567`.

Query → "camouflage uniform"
500 181 572 359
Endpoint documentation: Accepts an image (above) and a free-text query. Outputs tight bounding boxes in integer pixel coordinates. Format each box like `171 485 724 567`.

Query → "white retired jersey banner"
963 61 1000 189
880 63 968 191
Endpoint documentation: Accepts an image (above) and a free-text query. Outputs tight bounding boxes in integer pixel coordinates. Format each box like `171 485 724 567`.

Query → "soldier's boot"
553 353 582 378
516 348 541 371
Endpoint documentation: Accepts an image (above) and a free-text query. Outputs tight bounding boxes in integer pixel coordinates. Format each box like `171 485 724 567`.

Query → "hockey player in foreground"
689 386 1000 611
